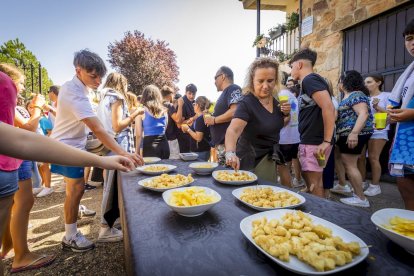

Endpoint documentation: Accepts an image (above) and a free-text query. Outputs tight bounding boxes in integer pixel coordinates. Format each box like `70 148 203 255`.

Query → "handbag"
85 134 110 156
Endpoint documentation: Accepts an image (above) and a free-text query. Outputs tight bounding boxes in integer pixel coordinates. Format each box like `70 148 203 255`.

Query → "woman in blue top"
336 70 373 208
135 85 169 159
181 96 212 161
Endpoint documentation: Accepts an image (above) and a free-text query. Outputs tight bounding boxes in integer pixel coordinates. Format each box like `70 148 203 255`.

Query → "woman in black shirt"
225 57 290 170
181 96 211 161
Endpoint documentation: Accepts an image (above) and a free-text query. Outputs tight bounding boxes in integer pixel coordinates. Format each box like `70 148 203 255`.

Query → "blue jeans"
18 160 32 181
0 169 18 198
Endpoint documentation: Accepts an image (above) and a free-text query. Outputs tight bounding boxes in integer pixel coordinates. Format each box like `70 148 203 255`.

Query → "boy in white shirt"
51 50 143 252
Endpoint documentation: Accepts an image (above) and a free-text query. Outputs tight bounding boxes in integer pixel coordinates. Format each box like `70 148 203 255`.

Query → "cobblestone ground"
2 174 404 275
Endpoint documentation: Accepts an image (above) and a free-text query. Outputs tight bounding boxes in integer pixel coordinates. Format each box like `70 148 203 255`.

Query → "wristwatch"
225 151 236 159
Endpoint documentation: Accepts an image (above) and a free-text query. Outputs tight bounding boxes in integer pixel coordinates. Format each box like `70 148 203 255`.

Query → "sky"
0 0 285 101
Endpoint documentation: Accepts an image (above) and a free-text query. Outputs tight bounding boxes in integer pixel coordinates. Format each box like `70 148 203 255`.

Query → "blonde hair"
141 85 166 117
126 91 138 111
243 57 280 96
103 72 129 105
0 63 24 86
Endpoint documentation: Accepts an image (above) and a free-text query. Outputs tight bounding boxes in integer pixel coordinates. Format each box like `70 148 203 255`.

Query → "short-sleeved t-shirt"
164 101 180 141
370 92 390 131
190 115 211 152
298 73 331 145
279 89 300 145
211 84 242 146
337 91 374 137
39 116 53 135
0 72 22 171
234 93 285 164
50 76 96 150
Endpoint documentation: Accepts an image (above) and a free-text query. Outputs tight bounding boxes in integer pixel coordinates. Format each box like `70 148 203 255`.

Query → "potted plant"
252 34 266 48
268 24 286 39
286 12 299 32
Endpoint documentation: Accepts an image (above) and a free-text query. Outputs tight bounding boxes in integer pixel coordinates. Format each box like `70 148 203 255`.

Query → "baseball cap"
185 83 197 93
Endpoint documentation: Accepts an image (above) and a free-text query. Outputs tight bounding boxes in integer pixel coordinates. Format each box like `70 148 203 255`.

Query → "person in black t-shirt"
289 48 335 198
161 86 181 159
224 58 291 171
181 96 212 161
205 66 242 165
176 83 197 153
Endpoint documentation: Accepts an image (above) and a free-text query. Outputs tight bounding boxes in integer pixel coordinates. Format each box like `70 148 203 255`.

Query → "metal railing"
260 27 300 60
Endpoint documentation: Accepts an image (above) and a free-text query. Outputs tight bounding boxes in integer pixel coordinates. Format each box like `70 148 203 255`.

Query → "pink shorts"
299 144 333 173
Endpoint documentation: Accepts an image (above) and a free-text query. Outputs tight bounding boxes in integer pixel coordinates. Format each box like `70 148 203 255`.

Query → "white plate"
162 186 221 217
212 170 258 185
138 175 194 192
179 152 199 161
371 208 414 254
232 185 306 211
143 157 161 164
136 164 177 175
240 210 369 275
189 162 218 175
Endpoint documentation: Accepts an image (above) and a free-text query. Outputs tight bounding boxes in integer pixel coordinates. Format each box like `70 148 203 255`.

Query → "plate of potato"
240 210 369 275
189 162 218 175
232 185 306 211
138 173 194 192
136 164 177 175
143 157 161 164
162 186 221 217
212 170 257 185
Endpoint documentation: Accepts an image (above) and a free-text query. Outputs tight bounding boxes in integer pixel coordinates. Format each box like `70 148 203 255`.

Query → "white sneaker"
292 178 305 188
113 218 122 229
330 183 352 195
364 184 381 196
97 227 123 243
32 187 43 195
37 187 54 198
54 182 66 193
340 195 370 207
78 205 96 218
62 231 95 252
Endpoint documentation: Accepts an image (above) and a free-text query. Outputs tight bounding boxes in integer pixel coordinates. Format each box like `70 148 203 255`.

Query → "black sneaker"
84 183 97 191
62 231 95 252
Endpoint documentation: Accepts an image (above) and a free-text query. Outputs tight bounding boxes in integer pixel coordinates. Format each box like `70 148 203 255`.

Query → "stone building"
240 0 413 91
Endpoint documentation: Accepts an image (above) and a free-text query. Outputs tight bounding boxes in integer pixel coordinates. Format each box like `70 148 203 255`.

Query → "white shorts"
370 130 388 141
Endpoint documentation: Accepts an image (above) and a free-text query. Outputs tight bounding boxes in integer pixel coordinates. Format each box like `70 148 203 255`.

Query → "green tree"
0 38 53 98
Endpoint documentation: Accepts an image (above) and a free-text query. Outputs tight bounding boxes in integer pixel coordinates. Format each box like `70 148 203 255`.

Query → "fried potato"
216 171 255 181
240 187 300 208
383 216 414 238
169 187 217 206
142 165 169 172
143 174 193 189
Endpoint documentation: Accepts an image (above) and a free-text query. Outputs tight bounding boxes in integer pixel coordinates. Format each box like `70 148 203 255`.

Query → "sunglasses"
214 74 223 80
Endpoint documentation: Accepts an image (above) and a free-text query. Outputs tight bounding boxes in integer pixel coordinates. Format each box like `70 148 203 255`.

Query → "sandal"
10 254 56 274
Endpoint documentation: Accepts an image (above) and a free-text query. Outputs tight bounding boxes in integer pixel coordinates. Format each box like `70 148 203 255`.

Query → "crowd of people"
0 18 413 274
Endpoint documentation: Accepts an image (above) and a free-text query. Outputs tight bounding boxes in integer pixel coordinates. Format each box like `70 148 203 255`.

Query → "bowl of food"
371 208 414 254
138 173 194 192
136 164 176 175
162 186 221 217
179 152 199 161
212 170 257 185
189 162 218 175
143 157 161 164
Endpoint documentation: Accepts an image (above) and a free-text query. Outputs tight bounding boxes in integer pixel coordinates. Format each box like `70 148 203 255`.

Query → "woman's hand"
32 94 45 108
225 151 240 171
99 155 136 172
347 132 358 149
280 102 291 115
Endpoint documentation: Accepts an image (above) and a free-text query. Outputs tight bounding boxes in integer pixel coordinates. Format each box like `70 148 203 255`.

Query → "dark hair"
288 85 300 97
161 85 174 97
185 83 197 93
281 71 289 85
289 48 317 67
73 49 107 77
218 66 234 82
403 18 414 37
48 85 60 95
340 70 369 95
365 73 384 91
195 96 211 112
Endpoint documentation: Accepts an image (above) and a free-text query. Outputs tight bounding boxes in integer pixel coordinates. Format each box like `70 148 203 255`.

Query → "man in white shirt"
51 50 143 252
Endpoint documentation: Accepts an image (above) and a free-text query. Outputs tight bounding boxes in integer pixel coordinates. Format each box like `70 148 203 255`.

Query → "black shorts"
279 143 299 162
336 134 371 155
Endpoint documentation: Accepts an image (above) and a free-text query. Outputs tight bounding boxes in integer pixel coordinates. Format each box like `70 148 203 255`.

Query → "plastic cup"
278 95 289 104
316 154 326 168
204 114 211 118
374 113 387 130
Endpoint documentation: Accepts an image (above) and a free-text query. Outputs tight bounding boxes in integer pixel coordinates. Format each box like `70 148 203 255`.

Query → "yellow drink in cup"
204 114 211 119
278 95 289 104
316 153 326 168
374 113 387 130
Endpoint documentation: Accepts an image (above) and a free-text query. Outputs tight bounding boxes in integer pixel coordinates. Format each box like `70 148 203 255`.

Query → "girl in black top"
225 57 291 171
181 96 211 161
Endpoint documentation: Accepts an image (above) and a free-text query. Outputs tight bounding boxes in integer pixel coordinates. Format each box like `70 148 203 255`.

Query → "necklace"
258 96 271 105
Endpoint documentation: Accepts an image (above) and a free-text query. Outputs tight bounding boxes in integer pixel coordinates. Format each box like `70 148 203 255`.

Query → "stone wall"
301 0 409 88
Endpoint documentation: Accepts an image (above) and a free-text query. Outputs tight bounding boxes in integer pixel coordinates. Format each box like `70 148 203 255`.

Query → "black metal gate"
343 2 414 91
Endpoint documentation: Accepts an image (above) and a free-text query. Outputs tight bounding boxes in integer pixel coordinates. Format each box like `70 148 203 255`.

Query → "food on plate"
169 187 217 206
383 216 414 238
251 211 361 272
143 174 193 189
240 187 300 208
216 171 255 181
142 165 169 172
194 163 214 169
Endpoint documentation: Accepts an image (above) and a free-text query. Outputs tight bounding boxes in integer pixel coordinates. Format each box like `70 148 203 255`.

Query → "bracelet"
323 140 331 144
213 117 216 125
225 151 236 159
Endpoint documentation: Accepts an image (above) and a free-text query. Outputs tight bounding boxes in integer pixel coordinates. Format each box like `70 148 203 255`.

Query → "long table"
117 159 414 276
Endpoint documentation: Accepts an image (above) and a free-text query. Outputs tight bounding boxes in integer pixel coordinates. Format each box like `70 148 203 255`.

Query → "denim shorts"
18 160 32 181
51 164 84 179
0 169 18 198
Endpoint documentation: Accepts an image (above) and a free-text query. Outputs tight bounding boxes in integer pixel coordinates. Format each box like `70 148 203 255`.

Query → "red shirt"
0 72 22 171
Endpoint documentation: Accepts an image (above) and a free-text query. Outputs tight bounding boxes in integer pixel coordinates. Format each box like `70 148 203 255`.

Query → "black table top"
118 159 414 276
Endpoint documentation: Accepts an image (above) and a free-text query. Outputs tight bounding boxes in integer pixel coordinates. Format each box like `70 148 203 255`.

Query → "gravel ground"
2 174 404 275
